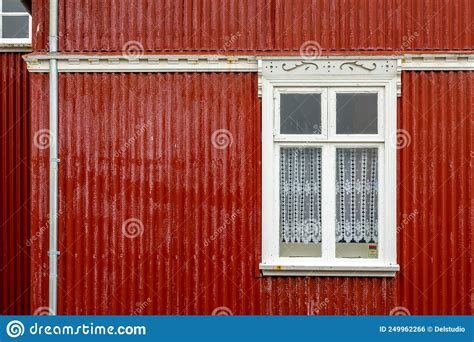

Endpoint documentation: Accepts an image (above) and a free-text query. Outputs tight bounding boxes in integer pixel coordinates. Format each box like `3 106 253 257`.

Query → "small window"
0 0 31 44
280 93 322 134
336 93 378 134
261 84 397 277
275 88 383 262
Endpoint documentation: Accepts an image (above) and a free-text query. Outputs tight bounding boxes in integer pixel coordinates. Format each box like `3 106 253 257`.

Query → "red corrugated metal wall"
31 0 473 53
29 71 472 315
0 53 30 314
397 72 473 314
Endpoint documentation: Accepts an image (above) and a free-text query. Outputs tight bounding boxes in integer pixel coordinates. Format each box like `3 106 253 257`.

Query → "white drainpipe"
48 0 59 316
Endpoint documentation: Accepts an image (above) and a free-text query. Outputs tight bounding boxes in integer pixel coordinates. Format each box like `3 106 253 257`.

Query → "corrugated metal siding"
397 71 473 315
29 71 472 315
29 73 49 316
0 53 30 314
31 0 473 53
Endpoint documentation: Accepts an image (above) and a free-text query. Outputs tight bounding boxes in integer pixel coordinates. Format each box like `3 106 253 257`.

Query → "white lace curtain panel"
336 148 378 244
280 148 322 244
280 147 378 244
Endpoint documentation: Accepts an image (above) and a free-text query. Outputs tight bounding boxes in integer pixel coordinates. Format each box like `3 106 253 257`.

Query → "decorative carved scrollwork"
282 61 319 72
339 61 377 71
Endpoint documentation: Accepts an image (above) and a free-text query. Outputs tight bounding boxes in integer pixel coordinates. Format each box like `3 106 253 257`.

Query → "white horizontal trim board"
23 54 258 72
0 43 31 52
23 53 474 72
403 54 474 70
259 264 400 277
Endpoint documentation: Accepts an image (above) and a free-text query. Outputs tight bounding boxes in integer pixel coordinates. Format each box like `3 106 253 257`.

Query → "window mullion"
322 88 335 262
321 144 336 261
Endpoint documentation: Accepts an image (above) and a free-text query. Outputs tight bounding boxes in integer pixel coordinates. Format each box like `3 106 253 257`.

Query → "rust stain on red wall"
0 53 30 314
31 0 473 53
29 71 472 315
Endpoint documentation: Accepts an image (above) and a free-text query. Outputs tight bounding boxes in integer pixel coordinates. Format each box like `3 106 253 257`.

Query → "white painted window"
259 58 400 277
0 0 31 45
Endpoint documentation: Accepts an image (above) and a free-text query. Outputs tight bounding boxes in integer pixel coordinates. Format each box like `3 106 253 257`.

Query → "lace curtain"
280 148 322 244
336 148 378 244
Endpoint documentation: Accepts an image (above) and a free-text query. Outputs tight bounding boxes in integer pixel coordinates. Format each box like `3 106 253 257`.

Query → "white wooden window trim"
0 0 32 45
260 78 399 277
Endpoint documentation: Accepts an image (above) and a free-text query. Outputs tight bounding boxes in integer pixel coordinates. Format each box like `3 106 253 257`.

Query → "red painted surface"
31 0 473 53
0 53 30 314
29 71 472 315
397 71 473 314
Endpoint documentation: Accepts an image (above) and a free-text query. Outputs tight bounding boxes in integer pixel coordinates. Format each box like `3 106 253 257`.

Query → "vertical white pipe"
48 0 59 316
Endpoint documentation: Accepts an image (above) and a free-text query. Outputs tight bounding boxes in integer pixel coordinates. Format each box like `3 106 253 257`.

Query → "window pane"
2 16 29 38
280 147 322 257
336 148 378 258
336 93 377 134
3 0 27 12
280 93 321 134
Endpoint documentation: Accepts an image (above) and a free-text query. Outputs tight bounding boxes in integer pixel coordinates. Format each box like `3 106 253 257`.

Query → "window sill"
259 263 399 277
0 42 31 52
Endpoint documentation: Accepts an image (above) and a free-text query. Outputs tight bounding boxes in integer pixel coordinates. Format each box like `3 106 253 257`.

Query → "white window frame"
260 73 399 277
0 0 32 45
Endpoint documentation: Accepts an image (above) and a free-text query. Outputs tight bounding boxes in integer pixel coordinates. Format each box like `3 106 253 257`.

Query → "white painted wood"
23 54 259 72
261 79 277 264
323 144 335 261
260 60 399 276
403 54 474 70
259 263 399 277
385 78 398 265
23 54 474 73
